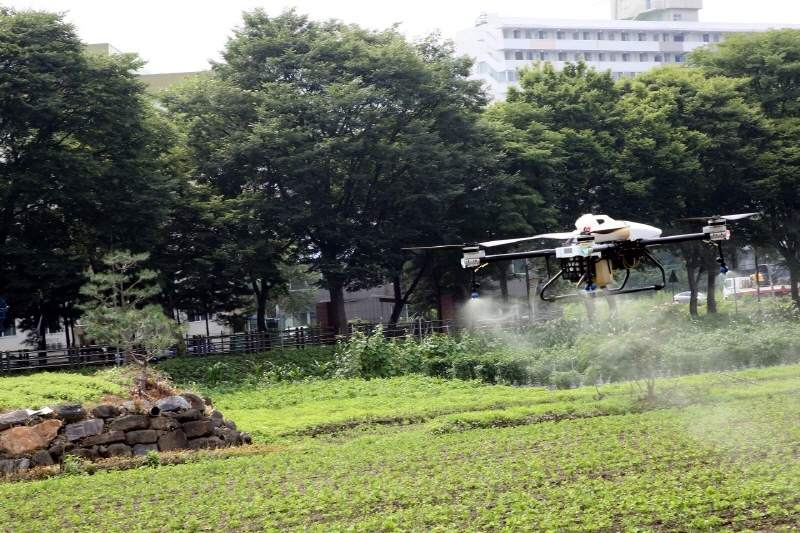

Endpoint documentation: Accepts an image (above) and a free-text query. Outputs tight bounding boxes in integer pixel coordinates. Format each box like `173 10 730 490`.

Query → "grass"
3 297 800 531
3 364 800 531
0 372 126 411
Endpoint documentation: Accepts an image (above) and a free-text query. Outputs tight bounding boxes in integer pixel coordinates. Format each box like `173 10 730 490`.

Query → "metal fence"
0 309 562 375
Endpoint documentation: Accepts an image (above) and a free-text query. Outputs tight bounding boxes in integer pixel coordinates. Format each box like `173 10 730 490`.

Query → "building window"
639 53 648 62
583 31 591 40
505 51 513 60
663 33 670 41
515 51 523 60
703 33 710 42
525 30 533 39
506 70 520 82
645 0 652 8
621 32 629 41
713 34 720 42
573 31 580 40
674 34 685 42
1 323 16 337
654 54 663 62
613 72 622 80
187 311 209 322
597 32 604 40
638 32 646 41
629 72 637 77
653 33 660 41
610 53 617 62
664 53 672 62
598 52 605 61
558 51 567 60
539 51 549 60
513 30 521 39
622 53 629 62
608 32 615 41
584 52 592 61
675 54 685 63
574 53 582 60
557 31 565 40
525 51 534 60
673 13 682 21
539 30 548 39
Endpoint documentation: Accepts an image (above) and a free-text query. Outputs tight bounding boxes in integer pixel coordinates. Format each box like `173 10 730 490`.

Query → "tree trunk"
139 361 148 394
680 244 705 317
329 285 348 337
499 263 509 303
431 267 443 322
706 269 718 314
388 257 429 325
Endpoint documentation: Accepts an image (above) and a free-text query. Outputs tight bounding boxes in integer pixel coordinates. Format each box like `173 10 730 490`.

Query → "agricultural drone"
407 213 759 302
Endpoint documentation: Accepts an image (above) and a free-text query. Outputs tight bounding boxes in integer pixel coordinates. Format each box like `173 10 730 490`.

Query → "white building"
456 1 800 101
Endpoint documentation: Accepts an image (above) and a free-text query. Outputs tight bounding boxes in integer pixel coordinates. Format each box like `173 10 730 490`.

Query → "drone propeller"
675 213 760 224
402 244 466 251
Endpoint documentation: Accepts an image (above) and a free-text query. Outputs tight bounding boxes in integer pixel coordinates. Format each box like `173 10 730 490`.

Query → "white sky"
2 0 799 73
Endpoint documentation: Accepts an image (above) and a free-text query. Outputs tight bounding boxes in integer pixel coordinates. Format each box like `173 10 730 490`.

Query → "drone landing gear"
539 249 667 302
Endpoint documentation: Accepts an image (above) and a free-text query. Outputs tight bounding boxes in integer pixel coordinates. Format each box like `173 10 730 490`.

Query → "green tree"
165 10 503 335
80 251 185 394
617 67 768 315
0 9 178 340
691 29 800 303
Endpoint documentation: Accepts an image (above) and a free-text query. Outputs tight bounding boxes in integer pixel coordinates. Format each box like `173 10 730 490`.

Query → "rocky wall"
0 394 251 475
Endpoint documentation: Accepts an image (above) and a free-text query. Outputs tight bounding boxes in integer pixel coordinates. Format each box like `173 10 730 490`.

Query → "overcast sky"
2 0 800 73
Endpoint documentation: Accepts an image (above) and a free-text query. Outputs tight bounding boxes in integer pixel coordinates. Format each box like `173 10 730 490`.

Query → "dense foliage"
4 8 800 340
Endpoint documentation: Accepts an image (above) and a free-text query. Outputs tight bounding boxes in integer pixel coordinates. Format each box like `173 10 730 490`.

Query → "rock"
132 443 158 456
65 423 86 442
48 440 74 456
0 410 34 431
0 457 30 474
155 396 191 412
210 410 224 428
125 430 158 445
189 437 210 451
0 419 62 454
106 443 133 458
240 432 252 445
149 417 179 432
179 393 206 413
181 420 214 439
203 397 213 408
223 419 237 431
81 431 126 447
82 419 104 437
31 449 54 467
91 405 120 419
55 404 86 423
109 415 149 432
68 448 99 461
157 429 188 452
220 428 241 446
171 409 203 423
119 400 153 415
65 419 103 441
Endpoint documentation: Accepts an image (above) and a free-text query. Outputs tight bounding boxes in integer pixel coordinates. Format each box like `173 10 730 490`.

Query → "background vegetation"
3 8 800 343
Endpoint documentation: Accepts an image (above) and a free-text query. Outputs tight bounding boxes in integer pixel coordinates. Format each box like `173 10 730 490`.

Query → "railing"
0 310 563 374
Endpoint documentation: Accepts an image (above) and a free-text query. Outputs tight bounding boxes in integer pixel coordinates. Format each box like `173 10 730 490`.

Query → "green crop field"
2 364 800 532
